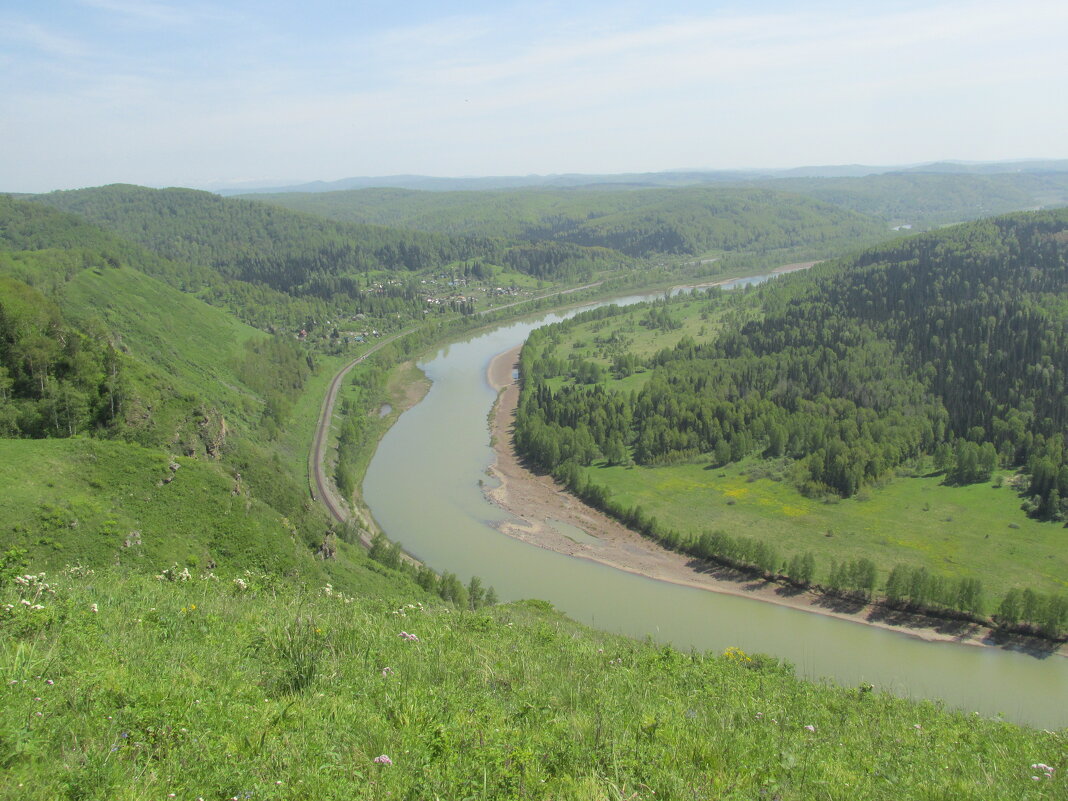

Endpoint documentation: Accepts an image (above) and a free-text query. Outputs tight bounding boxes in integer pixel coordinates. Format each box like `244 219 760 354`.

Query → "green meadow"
578 458 1067 598
2 568 1063 801
539 285 1068 600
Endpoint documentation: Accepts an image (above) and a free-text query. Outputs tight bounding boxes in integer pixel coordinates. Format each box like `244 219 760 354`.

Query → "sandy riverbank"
482 345 1065 656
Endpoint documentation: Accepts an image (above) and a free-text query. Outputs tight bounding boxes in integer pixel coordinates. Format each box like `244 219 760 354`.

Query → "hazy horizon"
3 0 1067 193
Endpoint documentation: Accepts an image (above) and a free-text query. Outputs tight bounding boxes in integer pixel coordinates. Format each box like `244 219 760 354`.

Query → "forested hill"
242 185 890 257
751 171 1068 228
0 194 317 452
0 193 211 289
517 209 1068 520
28 184 498 294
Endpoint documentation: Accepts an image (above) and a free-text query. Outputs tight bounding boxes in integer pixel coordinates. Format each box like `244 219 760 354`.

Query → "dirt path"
483 345 1065 655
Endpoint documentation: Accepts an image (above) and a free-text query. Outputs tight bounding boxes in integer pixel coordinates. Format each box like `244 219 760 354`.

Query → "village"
295 270 533 345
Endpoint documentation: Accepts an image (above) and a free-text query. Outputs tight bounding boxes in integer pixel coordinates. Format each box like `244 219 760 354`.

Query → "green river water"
362 279 1068 729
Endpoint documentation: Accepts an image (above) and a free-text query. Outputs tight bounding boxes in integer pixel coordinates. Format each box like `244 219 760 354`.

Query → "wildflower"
398 631 419 641
723 646 752 663
804 725 816 732
381 667 394 676
373 754 393 765
45 679 54 686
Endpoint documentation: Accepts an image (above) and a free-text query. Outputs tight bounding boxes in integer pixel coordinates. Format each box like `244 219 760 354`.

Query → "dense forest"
28 184 627 288
517 210 1068 515
752 171 1068 228
512 210 1068 633
247 170 1068 245
244 185 891 257
29 185 493 288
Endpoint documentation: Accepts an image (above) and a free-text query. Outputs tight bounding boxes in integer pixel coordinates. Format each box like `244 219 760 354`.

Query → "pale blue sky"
2 0 1066 192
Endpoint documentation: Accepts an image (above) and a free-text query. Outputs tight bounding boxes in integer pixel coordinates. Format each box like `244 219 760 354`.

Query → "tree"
997 589 1021 626
884 565 909 606
467 576 485 610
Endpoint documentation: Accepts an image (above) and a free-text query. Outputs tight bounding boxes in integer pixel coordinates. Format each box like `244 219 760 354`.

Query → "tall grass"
2 567 1063 800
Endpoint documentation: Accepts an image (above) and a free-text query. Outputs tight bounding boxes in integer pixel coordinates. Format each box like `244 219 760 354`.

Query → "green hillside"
29 184 491 286
753 171 1068 228
246 171 1068 252
512 210 1068 631
2 188 1065 800
28 184 626 287
0 196 429 598
243 185 891 257
2 567 1063 800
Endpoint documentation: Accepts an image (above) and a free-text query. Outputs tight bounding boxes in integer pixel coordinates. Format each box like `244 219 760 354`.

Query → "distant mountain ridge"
216 159 1068 195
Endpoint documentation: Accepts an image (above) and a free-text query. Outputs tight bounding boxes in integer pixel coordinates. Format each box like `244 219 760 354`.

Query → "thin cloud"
405 0 1068 93
3 0 1066 191
77 0 191 26
0 18 90 58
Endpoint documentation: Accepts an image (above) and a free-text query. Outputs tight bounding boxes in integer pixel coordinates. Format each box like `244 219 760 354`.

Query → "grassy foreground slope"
2 568 1065 801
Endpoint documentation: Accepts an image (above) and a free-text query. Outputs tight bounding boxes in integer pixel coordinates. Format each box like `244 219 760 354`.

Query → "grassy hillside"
2 567 1063 800
0 437 413 599
0 196 434 600
3 190 1065 801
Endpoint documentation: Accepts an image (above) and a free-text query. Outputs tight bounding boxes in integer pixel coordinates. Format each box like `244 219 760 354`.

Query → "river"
362 275 1068 729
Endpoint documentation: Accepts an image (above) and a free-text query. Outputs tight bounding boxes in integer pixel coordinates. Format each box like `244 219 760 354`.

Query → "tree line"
517 210 1068 519
510 210 1068 639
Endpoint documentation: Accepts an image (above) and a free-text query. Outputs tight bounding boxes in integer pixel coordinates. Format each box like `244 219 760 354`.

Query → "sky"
2 0 1067 192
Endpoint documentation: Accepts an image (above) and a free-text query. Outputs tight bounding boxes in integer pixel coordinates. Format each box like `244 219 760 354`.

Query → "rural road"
308 280 605 541
308 329 415 539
